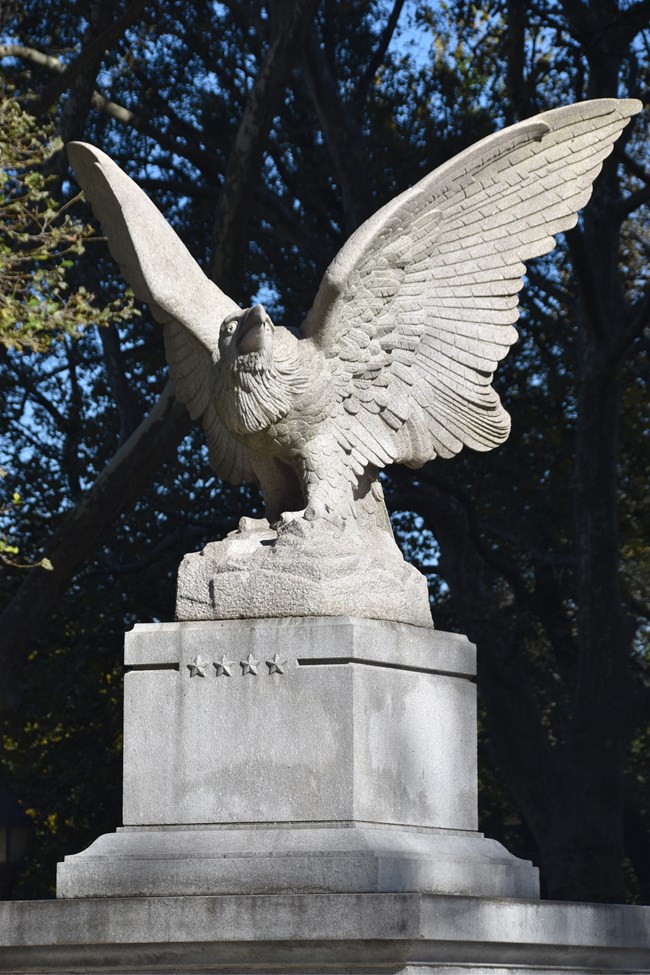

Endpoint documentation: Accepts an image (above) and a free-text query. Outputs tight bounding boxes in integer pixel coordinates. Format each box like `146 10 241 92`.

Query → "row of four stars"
187 653 287 677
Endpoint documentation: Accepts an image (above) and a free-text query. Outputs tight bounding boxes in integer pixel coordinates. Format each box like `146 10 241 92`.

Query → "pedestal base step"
3 891 650 975
56 824 539 899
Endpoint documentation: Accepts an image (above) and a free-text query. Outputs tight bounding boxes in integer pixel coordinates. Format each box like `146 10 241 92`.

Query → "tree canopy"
0 0 648 902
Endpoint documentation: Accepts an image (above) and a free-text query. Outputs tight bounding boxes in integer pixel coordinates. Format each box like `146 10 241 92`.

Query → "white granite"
121 618 476 829
2 892 650 973
56 824 538 899
123 616 474 673
175 520 433 626
56 618 538 900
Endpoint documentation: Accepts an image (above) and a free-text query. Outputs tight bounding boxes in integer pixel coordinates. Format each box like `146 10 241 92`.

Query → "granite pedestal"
57 617 538 899
5 616 648 973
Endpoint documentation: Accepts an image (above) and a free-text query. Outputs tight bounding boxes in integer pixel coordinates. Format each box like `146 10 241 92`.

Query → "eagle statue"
68 99 640 539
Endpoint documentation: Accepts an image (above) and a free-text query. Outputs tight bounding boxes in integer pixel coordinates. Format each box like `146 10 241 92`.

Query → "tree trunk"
210 0 319 295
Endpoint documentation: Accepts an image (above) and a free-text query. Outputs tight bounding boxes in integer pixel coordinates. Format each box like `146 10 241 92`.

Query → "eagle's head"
215 302 299 435
218 303 274 375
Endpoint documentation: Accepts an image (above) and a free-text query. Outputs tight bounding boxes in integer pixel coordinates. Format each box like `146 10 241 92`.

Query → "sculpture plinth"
175 521 432 627
57 617 538 899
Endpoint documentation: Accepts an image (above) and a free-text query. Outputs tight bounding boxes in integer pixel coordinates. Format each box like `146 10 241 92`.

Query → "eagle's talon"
237 515 270 533
305 501 345 529
274 509 307 531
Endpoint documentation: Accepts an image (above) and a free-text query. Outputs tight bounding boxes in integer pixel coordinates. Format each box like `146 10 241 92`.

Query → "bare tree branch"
210 0 320 294
89 90 222 179
139 176 332 266
619 148 650 186
300 25 373 234
0 43 66 73
138 177 220 199
29 0 151 116
391 465 530 606
615 0 650 45
613 183 650 220
2 348 71 433
0 44 222 179
253 186 332 267
617 277 650 359
504 0 533 122
355 0 406 102
98 322 145 441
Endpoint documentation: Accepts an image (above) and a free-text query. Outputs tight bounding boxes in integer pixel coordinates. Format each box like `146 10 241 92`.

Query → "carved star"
266 652 287 675
240 653 260 675
187 655 208 678
213 655 234 677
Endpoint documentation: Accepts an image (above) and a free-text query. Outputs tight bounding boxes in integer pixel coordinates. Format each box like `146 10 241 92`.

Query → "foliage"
0 94 134 353
0 469 52 570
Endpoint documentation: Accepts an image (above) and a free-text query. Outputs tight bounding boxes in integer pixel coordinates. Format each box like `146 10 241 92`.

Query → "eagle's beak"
237 304 268 354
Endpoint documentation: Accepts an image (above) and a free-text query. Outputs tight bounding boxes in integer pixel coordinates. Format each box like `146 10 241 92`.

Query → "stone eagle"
68 99 639 533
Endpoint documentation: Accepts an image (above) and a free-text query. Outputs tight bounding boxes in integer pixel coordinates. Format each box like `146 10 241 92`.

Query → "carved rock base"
175 519 432 628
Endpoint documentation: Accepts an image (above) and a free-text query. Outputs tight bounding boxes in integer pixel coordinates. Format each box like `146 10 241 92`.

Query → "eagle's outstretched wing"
67 142 254 484
302 99 641 473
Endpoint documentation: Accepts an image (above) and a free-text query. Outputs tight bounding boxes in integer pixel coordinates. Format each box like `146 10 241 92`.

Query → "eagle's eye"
221 318 238 337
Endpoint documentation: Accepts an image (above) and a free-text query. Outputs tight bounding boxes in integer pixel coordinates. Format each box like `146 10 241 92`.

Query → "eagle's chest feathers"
228 367 293 437
215 335 329 446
